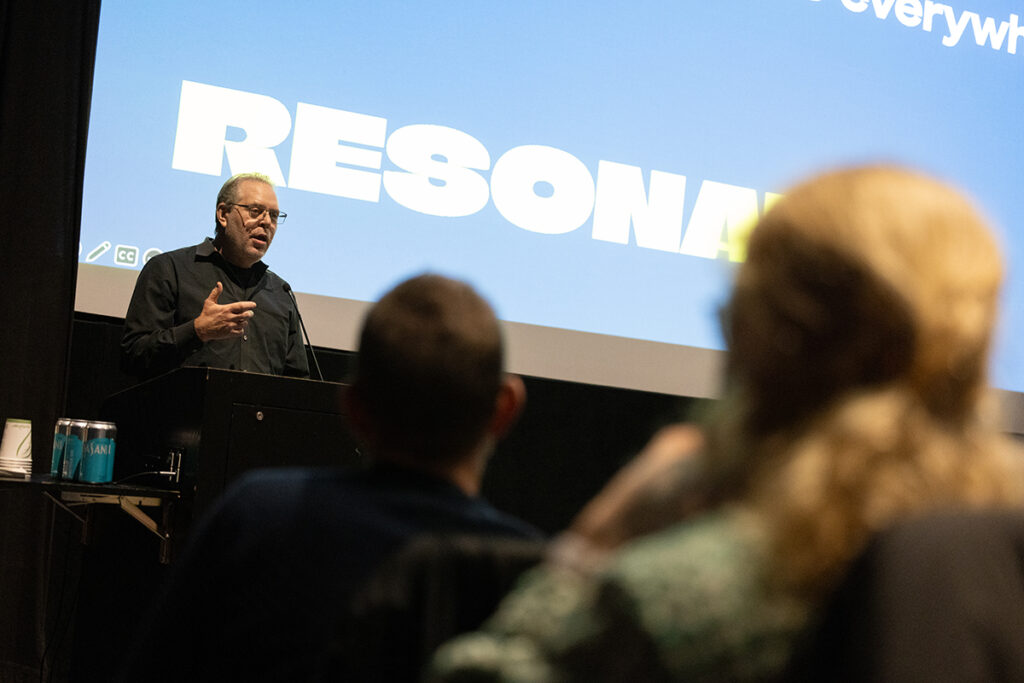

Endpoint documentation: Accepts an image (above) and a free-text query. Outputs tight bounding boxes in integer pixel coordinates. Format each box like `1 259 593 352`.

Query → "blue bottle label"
81 437 116 483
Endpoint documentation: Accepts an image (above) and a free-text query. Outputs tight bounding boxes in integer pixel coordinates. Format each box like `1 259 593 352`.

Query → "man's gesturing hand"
194 282 257 342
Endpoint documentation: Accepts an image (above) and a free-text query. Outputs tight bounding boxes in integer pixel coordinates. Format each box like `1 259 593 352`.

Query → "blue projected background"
80 0 1024 393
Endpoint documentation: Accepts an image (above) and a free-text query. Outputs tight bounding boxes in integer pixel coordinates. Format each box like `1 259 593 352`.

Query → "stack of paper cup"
0 418 32 474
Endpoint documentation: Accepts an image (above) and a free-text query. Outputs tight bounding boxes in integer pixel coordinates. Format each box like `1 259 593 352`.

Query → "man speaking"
121 173 309 379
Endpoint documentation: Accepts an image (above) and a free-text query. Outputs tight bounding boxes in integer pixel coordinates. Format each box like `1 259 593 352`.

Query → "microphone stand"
283 283 324 381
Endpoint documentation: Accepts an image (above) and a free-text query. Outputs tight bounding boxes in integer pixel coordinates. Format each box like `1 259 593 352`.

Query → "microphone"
283 283 324 381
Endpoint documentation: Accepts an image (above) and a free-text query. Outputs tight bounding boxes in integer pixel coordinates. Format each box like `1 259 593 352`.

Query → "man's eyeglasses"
227 203 287 225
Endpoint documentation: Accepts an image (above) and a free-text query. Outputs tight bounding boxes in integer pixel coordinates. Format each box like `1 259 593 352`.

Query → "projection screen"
77 0 1024 420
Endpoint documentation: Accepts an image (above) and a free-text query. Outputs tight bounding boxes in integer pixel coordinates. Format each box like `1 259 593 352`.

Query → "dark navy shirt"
121 463 542 681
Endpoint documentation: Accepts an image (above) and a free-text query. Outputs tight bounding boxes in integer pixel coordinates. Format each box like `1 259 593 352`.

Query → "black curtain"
0 0 100 680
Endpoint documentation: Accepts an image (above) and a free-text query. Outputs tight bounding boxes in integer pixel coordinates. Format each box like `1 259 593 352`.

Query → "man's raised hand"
194 281 257 342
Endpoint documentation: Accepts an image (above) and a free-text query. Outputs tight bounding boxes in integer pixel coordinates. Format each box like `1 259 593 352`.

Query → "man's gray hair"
213 172 274 234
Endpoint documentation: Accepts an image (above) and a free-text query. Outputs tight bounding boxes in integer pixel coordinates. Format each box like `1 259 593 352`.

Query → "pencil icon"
85 241 111 262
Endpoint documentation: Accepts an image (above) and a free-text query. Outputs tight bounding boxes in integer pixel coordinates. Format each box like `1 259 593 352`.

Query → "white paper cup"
0 418 32 463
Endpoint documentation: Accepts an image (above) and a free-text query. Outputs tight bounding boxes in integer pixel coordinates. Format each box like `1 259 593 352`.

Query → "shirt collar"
196 237 269 279
364 460 473 501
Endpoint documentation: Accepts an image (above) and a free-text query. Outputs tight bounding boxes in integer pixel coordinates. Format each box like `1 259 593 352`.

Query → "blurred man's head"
348 274 524 485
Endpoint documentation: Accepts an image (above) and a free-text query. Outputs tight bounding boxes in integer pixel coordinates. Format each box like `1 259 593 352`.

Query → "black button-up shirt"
121 238 309 379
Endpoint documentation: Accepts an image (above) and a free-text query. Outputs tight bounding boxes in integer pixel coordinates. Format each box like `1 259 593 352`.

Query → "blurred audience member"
428 166 1024 682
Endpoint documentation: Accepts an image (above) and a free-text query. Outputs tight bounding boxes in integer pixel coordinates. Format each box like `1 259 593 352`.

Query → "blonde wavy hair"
707 166 1024 600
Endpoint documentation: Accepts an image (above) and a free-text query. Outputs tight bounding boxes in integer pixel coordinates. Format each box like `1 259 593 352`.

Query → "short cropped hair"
352 274 505 462
214 172 274 234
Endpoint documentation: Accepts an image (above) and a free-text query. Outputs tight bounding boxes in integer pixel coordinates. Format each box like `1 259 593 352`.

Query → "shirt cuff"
172 319 204 355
